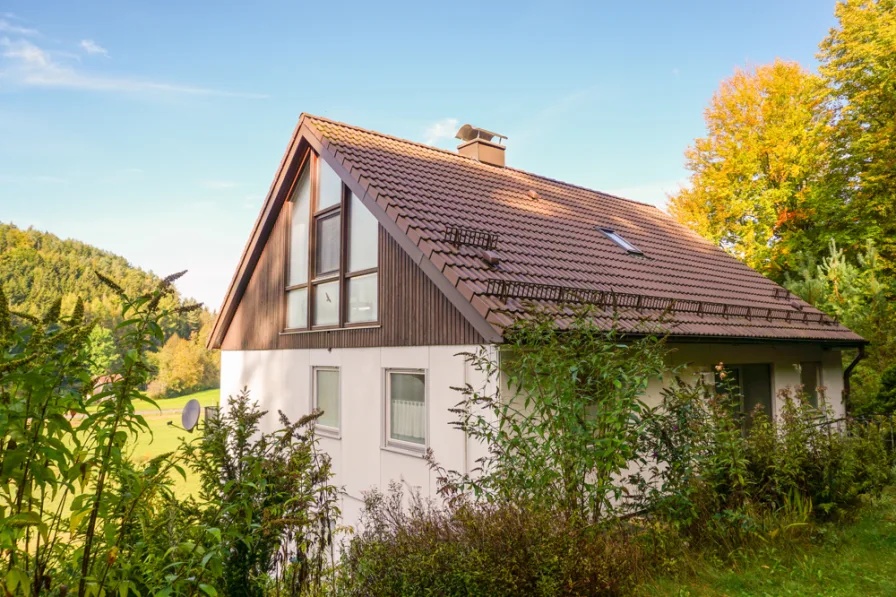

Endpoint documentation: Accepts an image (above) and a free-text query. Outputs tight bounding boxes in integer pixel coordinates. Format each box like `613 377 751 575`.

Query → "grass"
639 487 896 596
129 388 220 497
135 388 220 411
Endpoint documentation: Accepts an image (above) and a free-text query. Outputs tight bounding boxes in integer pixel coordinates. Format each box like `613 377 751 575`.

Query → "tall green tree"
818 0 896 274
785 240 896 410
669 60 831 277
86 325 118 378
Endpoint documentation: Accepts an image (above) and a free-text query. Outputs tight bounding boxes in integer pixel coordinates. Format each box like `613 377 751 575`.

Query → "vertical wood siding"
221 203 485 350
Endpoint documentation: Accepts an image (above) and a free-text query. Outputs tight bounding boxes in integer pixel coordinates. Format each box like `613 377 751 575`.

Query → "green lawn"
129 388 221 497
639 487 896 596
135 388 220 411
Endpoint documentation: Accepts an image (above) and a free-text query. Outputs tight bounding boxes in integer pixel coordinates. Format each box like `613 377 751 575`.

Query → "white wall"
220 345 495 531
649 343 845 418
220 341 844 530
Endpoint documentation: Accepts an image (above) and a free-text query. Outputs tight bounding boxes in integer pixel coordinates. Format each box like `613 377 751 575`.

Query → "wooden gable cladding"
220 202 485 350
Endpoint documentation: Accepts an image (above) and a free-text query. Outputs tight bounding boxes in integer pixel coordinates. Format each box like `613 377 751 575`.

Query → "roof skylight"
598 228 643 255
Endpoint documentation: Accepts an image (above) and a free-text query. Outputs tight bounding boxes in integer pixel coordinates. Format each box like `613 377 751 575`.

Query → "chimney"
455 124 507 168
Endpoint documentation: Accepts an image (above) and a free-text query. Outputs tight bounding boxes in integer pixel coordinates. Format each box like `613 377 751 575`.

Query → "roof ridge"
302 113 658 209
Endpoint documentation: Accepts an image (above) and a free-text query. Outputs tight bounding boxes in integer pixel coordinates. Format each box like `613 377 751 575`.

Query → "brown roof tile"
298 114 863 345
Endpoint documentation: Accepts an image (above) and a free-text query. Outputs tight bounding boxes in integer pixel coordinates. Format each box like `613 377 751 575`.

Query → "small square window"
347 273 378 323
315 213 341 276
313 367 340 432
386 370 426 449
313 280 340 326
286 287 307 329
598 228 643 255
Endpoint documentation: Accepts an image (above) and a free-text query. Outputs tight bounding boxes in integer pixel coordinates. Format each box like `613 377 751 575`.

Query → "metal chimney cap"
455 124 507 145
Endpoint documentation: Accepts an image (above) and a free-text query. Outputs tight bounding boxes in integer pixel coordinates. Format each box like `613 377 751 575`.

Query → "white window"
313 367 340 432
385 370 426 450
800 361 822 408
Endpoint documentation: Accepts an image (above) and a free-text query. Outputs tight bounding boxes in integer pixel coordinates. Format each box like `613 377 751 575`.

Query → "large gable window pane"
314 368 339 430
389 371 426 445
288 166 311 285
347 273 377 323
313 280 340 326
315 214 341 276
318 158 343 210
286 288 307 329
348 193 378 272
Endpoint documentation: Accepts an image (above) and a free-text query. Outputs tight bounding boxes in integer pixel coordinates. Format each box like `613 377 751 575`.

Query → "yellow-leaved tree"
669 60 831 277
819 0 896 274
149 313 220 397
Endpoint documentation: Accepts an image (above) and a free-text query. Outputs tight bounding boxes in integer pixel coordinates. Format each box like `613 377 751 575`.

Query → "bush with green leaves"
0 272 202 597
438 307 670 522
1 274 339 597
180 388 339 597
339 484 649 597
632 371 893 548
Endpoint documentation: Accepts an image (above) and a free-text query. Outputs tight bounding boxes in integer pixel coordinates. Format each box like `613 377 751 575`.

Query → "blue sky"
0 0 838 309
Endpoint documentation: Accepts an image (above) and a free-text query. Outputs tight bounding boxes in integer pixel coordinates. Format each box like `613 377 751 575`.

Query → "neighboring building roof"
209 114 865 348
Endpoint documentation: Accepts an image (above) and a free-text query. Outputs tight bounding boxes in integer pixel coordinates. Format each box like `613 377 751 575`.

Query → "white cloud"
80 39 108 57
423 117 459 145
0 18 38 37
0 37 266 98
672 67 680 77
200 179 238 190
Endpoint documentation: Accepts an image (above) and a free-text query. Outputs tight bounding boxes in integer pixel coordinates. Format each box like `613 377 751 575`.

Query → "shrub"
442 306 671 522
180 388 340 597
633 370 893 549
0 274 339 597
0 272 201 597
339 484 649 597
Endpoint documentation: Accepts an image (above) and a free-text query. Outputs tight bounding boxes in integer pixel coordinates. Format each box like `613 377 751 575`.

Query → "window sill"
280 324 380 336
381 444 427 459
316 427 342 440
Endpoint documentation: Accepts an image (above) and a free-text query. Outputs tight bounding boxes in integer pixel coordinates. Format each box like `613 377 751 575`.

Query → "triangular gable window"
285 152 379 330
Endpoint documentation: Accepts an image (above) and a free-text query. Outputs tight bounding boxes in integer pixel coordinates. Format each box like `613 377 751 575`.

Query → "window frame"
383 368 428 454
598 227 644 255
800 361 823 409
714 363 775 422
283 151 380 332
312 366 341 436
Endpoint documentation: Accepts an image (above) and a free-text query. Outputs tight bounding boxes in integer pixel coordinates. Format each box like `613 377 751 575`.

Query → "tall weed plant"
0 274 339 597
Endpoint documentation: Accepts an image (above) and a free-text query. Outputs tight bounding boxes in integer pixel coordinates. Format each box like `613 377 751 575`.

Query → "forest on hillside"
0 222 218 397
670 0 896 413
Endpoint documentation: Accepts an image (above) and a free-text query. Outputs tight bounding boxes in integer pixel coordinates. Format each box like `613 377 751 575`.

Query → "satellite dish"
182 399 201 433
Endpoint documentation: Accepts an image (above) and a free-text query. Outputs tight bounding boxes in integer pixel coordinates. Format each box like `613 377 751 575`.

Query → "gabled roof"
209 114 865 348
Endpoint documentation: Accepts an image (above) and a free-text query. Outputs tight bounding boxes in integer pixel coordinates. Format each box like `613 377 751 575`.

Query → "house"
209 114 865 526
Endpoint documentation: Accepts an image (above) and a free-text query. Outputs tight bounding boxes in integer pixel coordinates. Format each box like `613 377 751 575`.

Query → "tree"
669 60 831 277
874 364 896 415
785 240 896 411
818 0 896 275
86 325 118 378
150 314 220 397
